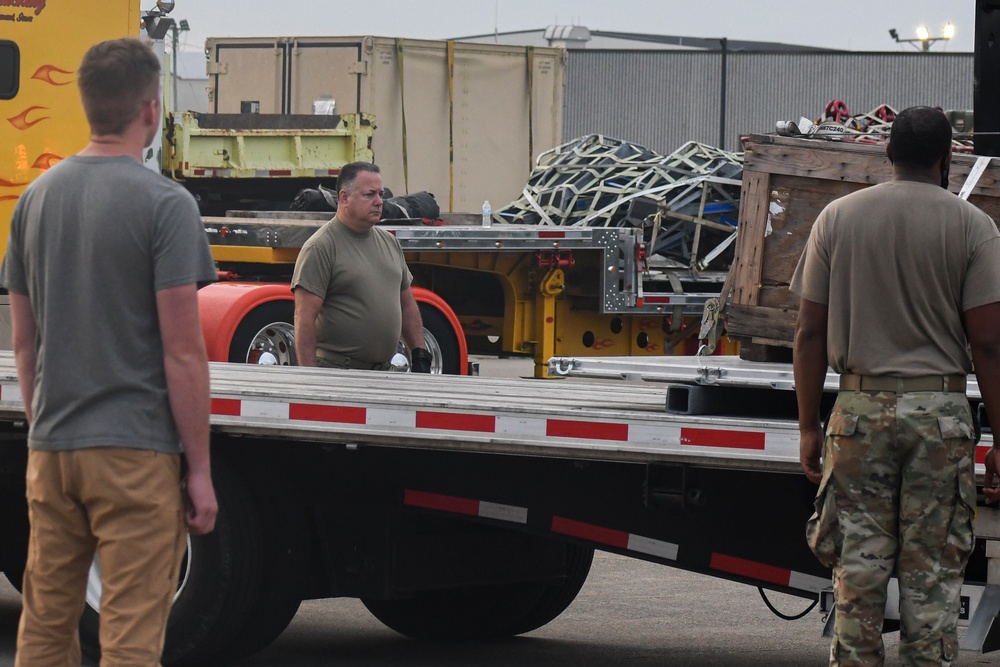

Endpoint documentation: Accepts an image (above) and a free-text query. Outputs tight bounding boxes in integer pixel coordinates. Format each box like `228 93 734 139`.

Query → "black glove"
411 348 432 374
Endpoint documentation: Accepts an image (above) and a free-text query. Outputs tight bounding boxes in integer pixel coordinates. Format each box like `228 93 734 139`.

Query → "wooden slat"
725 304 796 346
727 170 769 307
744 134 890 185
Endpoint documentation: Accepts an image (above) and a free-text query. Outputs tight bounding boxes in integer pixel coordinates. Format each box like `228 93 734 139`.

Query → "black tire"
361 583 545 641
228 301 297 365
417 302 461 375
506 544 594 635
210 488 308 662
0 503 27 593
79 458 263 667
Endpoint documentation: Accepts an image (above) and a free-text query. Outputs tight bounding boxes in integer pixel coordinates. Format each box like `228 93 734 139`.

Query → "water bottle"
482 200 492 228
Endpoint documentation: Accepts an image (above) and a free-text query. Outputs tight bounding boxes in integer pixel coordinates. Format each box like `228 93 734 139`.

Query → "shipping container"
205 36 566 213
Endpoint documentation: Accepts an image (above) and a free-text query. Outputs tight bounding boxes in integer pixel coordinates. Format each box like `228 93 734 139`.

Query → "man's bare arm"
794 298 829 484
9 292 37 424
400 287 425 351
157 283 217 535
294 288 323 367
965 302 1000 502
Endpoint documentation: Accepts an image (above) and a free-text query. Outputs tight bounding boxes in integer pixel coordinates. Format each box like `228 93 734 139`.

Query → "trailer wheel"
0 498 27 593
79 458 262 667
361 583 544 641
211 488 308 662
506 544 594 635
228 301 297 365
401 302 460 375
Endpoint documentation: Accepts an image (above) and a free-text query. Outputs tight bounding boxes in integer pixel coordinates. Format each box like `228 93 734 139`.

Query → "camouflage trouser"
806 390 977 667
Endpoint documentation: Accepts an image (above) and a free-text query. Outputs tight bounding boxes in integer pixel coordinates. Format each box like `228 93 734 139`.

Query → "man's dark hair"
78 38 160 137
888 106 953 168
337 162 380 195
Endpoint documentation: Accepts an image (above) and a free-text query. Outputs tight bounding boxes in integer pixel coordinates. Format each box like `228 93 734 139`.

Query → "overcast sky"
169 0 974 54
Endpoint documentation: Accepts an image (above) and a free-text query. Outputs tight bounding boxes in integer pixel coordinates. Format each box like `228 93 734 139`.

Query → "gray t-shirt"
290 218 411 364
0 155 217 453
790 179 1000 376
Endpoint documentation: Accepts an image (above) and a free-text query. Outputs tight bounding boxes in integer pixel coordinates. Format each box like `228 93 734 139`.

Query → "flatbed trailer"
207 217 734 378
2 351 1000 663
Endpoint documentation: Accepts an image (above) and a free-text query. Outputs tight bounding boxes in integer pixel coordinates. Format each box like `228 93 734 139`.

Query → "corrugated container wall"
206 36 565 213
564 51 721 150
564 51 973 154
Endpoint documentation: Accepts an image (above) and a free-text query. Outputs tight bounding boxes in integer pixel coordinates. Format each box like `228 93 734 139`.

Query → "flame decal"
592 339 615 350
0 195 21 203
31 65 74 86
8 107 51 130
0 178 29 187
31 153 63 169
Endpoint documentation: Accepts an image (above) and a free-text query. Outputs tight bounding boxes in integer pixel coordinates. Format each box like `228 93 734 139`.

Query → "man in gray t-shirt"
291 162 432 372
0 38 218 665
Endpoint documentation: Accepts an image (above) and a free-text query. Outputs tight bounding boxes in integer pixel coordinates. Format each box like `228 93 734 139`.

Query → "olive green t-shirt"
291 218 412 364
790 179 1000 376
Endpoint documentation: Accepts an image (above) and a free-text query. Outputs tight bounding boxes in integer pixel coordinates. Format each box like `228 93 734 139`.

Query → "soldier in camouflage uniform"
790 106 1000 666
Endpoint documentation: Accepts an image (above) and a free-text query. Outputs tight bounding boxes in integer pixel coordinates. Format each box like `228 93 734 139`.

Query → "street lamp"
171 19 190 111
888 23 955 51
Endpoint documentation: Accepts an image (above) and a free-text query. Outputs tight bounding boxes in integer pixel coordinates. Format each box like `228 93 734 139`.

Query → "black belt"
316 349 391 371
839 374 966 393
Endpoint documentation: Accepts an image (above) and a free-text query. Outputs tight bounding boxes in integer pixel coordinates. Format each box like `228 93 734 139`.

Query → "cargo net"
775 100 974 152
496 135 744 271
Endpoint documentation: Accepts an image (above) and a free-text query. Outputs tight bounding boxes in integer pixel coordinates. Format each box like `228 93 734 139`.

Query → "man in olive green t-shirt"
291 162 431 372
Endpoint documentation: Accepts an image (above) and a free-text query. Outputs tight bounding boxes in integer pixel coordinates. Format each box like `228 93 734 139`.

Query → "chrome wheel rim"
245 322 296 365
396 327 444 373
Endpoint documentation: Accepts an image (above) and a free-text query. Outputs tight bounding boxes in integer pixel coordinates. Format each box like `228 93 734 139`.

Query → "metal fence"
563 50 974 153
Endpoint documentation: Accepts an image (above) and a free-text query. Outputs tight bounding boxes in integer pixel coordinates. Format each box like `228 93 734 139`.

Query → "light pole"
171 19 190 111
888 23 955 51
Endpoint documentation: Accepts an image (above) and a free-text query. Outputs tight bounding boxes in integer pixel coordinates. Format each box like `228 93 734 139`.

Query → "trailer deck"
0 353 991 478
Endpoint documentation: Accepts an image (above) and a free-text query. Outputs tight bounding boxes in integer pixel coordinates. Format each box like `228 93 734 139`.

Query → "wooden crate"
724 134 1000 357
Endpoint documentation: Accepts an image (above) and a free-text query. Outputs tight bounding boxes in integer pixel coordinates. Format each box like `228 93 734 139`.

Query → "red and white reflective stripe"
680 428 766 450
976 444 992 465
710 552 829 593
0 388 797 458
206 399 796 454
313 169 339 176
551 516 679 560
404 489 528 524
189 169 301 177
192 168 233 177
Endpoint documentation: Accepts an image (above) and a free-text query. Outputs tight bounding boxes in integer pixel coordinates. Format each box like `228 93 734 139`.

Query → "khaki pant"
16 448 187 667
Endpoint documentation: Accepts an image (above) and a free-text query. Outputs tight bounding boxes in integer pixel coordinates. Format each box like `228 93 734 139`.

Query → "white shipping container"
205 36 566 213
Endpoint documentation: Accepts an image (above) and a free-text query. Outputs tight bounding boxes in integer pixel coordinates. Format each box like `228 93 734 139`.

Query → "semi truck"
5 2 1000 666
2 97 1000 667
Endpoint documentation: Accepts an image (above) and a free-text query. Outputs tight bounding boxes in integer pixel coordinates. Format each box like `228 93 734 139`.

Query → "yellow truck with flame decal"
0 0 139 267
